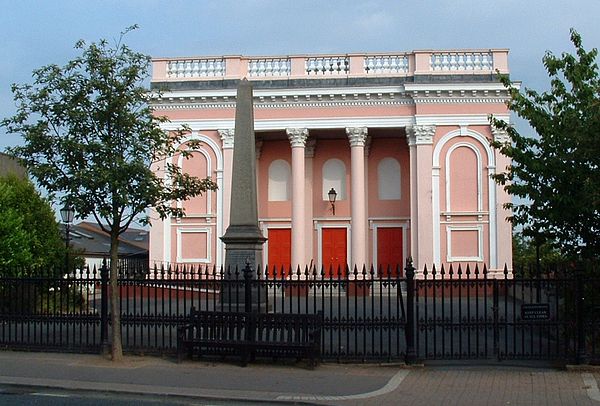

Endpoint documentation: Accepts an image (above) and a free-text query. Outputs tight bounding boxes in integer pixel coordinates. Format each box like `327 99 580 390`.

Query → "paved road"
1 351 600 405
0 385 267 405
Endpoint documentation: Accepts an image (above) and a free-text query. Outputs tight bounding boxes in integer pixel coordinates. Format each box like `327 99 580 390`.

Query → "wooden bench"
177 308 323 367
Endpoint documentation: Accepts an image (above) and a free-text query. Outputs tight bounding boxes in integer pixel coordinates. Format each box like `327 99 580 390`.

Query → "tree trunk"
110 230 123 361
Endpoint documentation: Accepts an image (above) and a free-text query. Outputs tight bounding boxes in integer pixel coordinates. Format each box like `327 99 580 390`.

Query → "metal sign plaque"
521 303 550 321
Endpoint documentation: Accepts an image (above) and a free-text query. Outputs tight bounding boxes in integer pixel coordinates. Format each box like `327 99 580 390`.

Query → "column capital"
491 126 511 143
286 128 309 148
346 127 368 147
406 125 436 146
218 129 235 149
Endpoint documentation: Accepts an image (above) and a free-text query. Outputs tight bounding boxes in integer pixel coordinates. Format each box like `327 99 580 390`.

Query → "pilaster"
406 125 435 271
491 127 513 271
218 129 235 234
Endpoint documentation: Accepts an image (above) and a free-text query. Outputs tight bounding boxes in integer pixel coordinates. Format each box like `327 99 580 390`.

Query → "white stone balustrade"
429 52 494 72
305 56 349 75
166 58 225 78
248 58 291 77
152 50 508 81
364 55 409 74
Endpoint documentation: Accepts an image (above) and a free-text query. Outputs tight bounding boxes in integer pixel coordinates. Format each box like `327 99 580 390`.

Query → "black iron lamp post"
328 187 337 215
60 204 75 271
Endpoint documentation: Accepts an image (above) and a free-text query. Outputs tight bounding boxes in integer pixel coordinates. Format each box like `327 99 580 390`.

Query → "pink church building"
149 50 513 276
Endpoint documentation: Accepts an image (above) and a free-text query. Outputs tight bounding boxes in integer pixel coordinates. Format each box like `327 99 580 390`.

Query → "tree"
512 231 564 275
0 174 64 274
491 29 600 263
2 27 217 361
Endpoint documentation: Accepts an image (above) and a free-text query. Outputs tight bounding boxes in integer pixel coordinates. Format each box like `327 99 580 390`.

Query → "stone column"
406 125 435 271
286 128 309 270
346 127 368 270
218 129 235 234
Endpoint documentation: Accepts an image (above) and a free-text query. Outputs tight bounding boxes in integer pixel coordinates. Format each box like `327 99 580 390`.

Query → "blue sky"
1 0 599 150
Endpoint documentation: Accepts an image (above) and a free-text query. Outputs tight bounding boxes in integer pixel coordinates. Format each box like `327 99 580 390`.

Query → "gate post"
576 269 587 364
100 258 110 355
405 257 416 364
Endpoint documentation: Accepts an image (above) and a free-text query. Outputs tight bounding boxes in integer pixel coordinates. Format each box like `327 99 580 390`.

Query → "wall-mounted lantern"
328 188 337 216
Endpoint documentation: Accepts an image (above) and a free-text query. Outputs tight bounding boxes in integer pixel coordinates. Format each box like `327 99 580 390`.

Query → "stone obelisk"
220 79 266 307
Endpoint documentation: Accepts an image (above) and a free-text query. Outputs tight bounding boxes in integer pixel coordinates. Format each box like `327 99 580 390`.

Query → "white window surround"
445 143 482 212
446 225 484 262
177 148 213 214
268 159 291 201
322 158 346 200
176 227 212 263
377 157 401 200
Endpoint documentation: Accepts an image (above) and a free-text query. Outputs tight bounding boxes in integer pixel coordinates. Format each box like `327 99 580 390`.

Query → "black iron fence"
0 261 598 365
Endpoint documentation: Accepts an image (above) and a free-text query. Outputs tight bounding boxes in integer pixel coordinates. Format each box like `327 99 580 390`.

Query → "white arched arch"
322 158 346 200
268 159 291 201
378 157 401 200
445 143 482 212
177 148 213 213
163 130 224 266
431 128 497 269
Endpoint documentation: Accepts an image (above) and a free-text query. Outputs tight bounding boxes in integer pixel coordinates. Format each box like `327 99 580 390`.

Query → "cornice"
150 84 511 111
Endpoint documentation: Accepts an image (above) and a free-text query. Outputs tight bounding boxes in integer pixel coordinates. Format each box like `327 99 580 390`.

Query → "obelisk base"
220 225 267 311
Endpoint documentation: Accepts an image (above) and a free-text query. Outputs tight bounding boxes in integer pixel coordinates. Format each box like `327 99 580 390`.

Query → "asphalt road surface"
0 385 287 406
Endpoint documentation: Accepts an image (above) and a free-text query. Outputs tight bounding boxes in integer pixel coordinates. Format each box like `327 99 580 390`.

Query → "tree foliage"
0 175 64 274
1 26 217 360
491 29 600 262
512 231 565 274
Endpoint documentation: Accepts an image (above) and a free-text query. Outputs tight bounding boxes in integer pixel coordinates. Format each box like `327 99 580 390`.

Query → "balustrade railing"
364 55 409 74
305 56 350 75
153 50 507 81
248 58 291 77
429 52 494 71
166 58 225 78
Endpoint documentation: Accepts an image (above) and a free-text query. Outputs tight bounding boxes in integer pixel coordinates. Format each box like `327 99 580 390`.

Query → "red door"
268 228 291 277
322 228 347 278
377 227 403 277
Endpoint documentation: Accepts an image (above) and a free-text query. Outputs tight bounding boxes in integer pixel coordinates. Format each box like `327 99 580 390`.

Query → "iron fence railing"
0 261 598 365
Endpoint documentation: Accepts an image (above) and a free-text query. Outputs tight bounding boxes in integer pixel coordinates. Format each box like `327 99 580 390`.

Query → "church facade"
149 50 513 276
